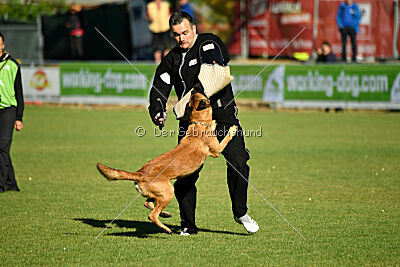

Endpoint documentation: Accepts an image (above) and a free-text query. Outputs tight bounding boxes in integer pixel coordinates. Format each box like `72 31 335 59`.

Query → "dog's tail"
97 163 139 181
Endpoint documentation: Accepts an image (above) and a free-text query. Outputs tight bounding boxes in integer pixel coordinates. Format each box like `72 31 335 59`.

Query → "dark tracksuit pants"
0 107 20 192
340 26 357 61
174 106 250 230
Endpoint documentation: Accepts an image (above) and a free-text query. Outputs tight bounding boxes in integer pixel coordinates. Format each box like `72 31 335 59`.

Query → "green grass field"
1 105 399 265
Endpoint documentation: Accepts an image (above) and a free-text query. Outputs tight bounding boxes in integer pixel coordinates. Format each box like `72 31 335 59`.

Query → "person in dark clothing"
148 12 259 236
317 41 337 63
0 32 24 193
66 3 85 59
336 0 361 62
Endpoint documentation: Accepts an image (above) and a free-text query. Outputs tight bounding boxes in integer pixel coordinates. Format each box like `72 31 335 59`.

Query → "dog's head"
182 87 212 122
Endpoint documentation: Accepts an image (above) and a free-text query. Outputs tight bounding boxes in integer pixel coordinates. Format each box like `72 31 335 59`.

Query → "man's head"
345 0 353 5
0 33 5 56
169 11 197 50
70 2 82 14
179 0 189 6
321 41 332 56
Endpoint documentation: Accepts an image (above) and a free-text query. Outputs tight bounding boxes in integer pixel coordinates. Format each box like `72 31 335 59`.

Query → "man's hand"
14 120 23 131
154 111 167 126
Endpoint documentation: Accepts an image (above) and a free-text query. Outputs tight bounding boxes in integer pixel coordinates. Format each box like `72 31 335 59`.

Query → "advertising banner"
229 64 400 109
21 67 60 101
264 0 314 56
60 63 156 97
246 0 314 57
247 0 269 56
57 63 400 109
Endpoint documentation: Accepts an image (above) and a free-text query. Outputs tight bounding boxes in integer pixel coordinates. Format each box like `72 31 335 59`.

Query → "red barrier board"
228 0 397 59
317 0 394 59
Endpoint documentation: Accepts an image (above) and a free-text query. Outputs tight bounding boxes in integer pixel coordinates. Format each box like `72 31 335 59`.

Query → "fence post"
240 0 248 59
394 0 399 58
312 0 319 60
37 15 44 66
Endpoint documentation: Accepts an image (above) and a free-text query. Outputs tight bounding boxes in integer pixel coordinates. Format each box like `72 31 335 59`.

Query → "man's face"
345 0 353 5
0 37 4 55
322 44 331 55
171 18 197 50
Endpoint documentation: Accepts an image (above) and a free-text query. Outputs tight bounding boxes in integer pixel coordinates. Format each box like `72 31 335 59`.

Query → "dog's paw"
211 120 217 131
160 211 172 218
229 125 238 137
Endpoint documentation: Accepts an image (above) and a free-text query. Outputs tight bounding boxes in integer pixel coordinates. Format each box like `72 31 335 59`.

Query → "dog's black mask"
197 99 210 111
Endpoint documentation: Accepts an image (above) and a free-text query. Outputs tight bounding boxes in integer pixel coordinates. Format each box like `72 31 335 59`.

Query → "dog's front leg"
208 125 238 158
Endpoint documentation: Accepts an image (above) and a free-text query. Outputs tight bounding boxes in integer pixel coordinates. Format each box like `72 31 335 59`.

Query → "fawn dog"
97 90 237 234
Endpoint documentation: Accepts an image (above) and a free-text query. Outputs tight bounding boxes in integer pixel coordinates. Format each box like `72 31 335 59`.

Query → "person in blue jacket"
336 0 361 62
179 0 194 20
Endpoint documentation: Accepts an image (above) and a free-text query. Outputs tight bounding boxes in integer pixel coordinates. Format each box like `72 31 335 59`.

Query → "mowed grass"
1 105 399 265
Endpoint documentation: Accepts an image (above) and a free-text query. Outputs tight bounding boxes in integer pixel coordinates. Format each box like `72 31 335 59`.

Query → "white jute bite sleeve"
173 64 234 119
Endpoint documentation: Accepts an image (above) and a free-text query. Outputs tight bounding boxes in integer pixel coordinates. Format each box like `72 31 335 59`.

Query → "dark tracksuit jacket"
148 33 250 230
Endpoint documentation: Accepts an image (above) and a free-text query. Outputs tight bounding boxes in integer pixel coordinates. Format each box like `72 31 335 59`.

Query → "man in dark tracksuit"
148 12 259 235
0 32 24 193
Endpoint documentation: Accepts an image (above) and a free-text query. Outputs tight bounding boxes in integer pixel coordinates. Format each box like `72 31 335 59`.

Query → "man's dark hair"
169 11 193 30
322 41 331 48
0 32 4 43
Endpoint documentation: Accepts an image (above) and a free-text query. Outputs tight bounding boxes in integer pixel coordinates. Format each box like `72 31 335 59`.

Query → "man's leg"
217 123 250 218
174 167 202 233
0 107 19 193
174 121 200 234
214 107 258 233
76 36 84 59
349 27 357 62
340 28 348 61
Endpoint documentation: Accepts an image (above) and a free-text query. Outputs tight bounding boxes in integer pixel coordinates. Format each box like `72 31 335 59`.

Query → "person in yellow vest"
0 32 24 193
147 0 171 63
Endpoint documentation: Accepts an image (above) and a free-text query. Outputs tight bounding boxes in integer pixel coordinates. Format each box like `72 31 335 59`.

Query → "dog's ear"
193 83 205 95
181 103 193 121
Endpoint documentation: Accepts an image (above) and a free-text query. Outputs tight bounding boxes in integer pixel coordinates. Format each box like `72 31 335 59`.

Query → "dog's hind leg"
144 200 172 218
148 185 174 234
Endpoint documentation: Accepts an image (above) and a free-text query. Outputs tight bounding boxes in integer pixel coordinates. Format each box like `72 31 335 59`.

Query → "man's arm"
336 4 344 29
14 66 24 131
208 34 230 65
148 55 173 126
355 4 361 25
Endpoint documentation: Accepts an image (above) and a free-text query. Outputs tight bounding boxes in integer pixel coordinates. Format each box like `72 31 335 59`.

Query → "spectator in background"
147 0 171 63
66 3 85 59
336 0 361 62
317 41 337 63
179 0 194 20
0 32 24 193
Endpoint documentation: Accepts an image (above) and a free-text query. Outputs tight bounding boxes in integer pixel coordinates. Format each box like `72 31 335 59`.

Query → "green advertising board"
60 63 157 97
59 62 400 108
230 64 400 104
284 65 399 102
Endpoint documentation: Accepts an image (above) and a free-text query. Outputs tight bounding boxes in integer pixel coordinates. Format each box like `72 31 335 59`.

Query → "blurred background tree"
0 0 68 23
187 0 236 42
